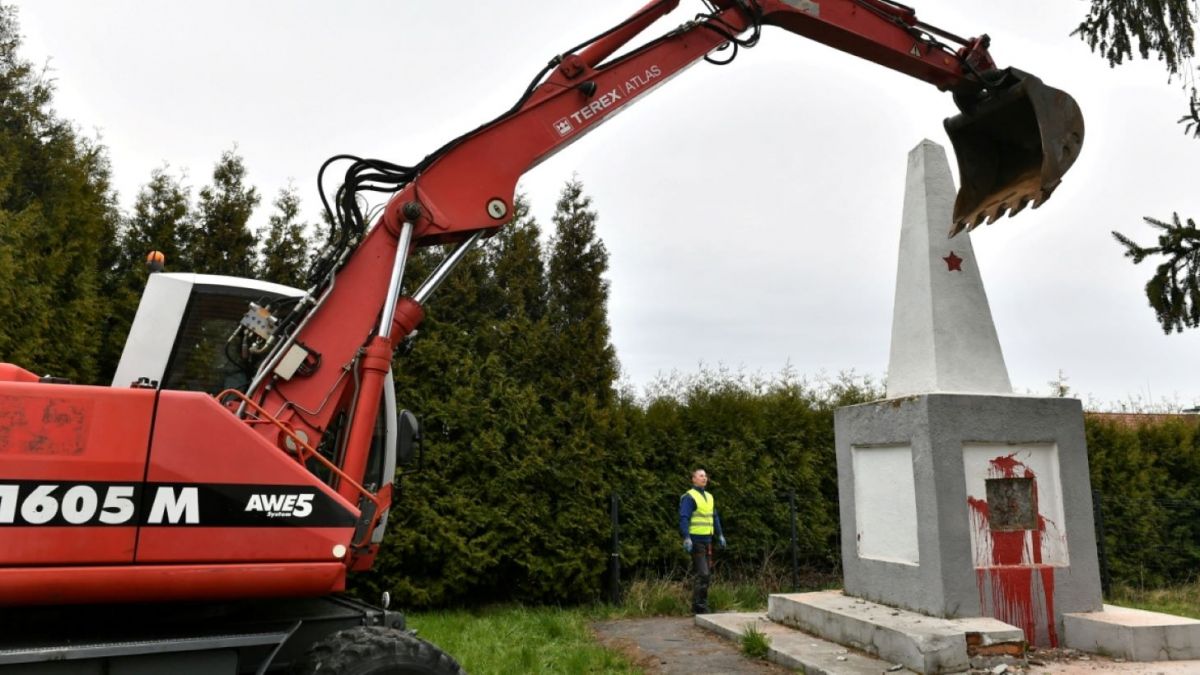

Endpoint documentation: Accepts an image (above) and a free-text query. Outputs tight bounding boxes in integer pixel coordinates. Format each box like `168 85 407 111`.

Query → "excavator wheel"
291 626 466 675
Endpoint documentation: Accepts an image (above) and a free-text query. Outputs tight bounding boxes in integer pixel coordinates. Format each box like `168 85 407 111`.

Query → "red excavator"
0 1 1082 672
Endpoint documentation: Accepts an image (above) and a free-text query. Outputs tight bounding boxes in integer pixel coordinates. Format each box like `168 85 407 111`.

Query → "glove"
719 535 727 549
683 537 693 553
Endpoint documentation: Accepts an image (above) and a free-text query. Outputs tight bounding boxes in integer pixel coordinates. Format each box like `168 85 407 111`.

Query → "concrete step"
1064 604 1200 661
768 590 1024 674
696 612 907 675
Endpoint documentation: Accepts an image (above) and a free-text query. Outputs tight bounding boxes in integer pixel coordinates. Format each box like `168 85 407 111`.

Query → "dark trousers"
690 540 713 614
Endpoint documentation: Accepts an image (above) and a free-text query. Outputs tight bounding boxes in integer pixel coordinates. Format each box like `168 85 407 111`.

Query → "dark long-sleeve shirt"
679 488 723 542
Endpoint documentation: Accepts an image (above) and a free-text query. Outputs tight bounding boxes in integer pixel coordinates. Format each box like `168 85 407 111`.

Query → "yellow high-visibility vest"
685 488 714 536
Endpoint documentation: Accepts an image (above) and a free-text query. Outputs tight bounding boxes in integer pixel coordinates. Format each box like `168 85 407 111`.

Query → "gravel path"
592 617 792 674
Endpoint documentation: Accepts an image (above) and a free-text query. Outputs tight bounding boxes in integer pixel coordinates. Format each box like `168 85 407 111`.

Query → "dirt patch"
591 617 790 674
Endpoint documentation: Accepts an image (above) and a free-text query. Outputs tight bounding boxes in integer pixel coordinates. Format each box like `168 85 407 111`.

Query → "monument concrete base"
835 394 1103 646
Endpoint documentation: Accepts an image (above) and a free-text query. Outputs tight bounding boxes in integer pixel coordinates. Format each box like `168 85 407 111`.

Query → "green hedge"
355 369 878 608
1086 414 1200 587
356 386 1200 607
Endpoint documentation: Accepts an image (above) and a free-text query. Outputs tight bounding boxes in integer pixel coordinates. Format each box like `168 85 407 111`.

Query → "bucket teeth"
945 68 1084 236
986 203 1010 225
950 183 1059 236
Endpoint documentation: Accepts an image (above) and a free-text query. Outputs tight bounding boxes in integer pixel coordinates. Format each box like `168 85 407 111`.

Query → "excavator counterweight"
946 68 1085 235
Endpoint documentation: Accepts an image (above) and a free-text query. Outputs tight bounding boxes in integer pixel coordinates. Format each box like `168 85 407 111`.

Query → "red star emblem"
943 251 963 272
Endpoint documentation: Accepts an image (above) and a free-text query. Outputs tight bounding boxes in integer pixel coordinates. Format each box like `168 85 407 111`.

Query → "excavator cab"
111 273 306 392
116 272 402 543
944 68 1084 235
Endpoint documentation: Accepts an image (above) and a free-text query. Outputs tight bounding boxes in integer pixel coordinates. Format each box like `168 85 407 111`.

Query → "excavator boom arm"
387 0 1008 248
250 0 1082 571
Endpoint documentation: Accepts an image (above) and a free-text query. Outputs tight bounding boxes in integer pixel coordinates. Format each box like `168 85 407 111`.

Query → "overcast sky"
12 1 1200 408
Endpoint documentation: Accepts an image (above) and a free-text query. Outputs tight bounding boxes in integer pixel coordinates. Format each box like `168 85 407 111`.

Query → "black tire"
291 626 466 675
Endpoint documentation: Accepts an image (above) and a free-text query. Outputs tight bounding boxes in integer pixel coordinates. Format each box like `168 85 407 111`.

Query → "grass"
1109 581 1200 619
609 566 835 618
740 624 771 659
408 605 640 674
603 577 771 617
405 569 837 673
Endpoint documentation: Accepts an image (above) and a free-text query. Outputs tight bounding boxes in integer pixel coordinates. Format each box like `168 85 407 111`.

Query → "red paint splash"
967 453 1059 647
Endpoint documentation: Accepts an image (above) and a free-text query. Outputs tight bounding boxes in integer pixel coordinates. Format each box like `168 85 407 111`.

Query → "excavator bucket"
944 68 1084 236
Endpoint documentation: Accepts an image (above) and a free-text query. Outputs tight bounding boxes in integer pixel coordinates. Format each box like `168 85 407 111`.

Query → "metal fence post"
788 490 800 592
1092 489 1111 597
609 492 621 604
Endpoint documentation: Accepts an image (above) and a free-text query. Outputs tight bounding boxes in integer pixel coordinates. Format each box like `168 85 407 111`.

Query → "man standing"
679 467 726 615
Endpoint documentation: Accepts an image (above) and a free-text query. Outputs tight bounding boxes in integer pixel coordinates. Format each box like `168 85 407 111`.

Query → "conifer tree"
1086 2 1200 331
545 177 618 403
486 195 546 322
259 183 312 287
0 4 119 382
362 237 508 605
96 167 193 381
481 194 549 379
1074 0 1198 136
360 191 614 606
533 177 619 599
1112 213 1200 333
120 168 191 270
0 205 48 370
182 149 260 276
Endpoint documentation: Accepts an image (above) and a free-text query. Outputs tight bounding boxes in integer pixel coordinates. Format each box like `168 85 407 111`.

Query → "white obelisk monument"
886 140 1012 398
765 141 1196 670
831 140 1102 647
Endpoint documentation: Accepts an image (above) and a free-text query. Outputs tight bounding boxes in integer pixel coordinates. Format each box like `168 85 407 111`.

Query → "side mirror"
397 409 421 469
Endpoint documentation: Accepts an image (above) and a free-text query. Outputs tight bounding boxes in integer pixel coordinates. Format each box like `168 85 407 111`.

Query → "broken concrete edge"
767 591 1034 673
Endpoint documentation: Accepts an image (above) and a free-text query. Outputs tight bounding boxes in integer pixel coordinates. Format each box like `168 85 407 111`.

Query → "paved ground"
591 617 791 674
592 616 1200 674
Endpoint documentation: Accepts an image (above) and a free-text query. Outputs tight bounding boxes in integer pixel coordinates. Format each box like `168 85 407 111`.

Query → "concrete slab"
768 590 1024 673
696 612 903 675
1063 604 1200 661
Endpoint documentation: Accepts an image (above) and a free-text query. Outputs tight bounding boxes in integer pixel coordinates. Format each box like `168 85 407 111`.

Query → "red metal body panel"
0 383 356 602
138 391 357 565
0 381 155 482
759 0 971 90
135 527 352 564
0 364 38 383
148 391 350 488
0 382 154 566
2 527 135 565
0 562 345 606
